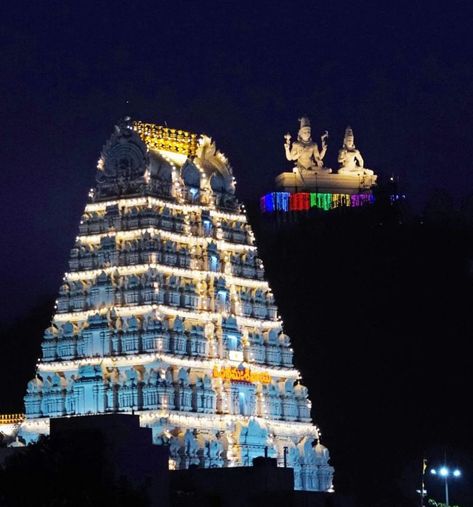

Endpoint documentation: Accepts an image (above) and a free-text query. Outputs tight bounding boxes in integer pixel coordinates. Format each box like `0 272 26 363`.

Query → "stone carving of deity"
337 126 373 176
284 117 329 172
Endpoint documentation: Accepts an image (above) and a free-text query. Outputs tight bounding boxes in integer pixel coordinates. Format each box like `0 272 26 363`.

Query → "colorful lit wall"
260 192 375 213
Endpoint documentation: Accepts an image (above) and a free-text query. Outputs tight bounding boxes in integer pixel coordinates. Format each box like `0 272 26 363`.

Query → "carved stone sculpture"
284 117 329 172
337 126 373 176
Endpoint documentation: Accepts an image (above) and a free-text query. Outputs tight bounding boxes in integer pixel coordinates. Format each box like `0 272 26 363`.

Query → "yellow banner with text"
212 366 271 384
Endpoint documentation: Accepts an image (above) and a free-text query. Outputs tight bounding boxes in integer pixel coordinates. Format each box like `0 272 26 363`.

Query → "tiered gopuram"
20 117 334 491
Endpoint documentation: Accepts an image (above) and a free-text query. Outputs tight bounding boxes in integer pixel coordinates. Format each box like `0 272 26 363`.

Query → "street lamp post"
430 466 461 507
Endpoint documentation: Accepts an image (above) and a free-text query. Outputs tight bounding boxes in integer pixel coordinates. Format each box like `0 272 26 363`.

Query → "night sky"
1 1 473 505
1 1 472 321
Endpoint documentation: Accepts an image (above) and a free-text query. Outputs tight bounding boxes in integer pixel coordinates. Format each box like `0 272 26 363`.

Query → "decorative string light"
260 191 375 212
76 227 256 253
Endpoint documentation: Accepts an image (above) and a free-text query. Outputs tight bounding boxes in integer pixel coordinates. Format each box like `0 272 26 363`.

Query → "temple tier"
20 117 334 491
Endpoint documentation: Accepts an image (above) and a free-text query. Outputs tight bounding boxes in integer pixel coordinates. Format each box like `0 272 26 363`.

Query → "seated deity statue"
284 117 330 172
337 126 373 176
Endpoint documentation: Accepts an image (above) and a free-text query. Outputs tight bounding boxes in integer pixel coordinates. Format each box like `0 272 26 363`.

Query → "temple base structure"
276 170 377 195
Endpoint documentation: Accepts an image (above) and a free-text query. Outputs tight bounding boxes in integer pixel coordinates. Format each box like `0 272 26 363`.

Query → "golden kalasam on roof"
132 121 199 157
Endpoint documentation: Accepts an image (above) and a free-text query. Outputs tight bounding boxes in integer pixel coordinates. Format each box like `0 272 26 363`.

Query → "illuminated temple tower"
20 117 334 491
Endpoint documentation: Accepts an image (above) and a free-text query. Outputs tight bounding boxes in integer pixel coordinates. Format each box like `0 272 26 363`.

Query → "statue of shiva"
284 117 330 172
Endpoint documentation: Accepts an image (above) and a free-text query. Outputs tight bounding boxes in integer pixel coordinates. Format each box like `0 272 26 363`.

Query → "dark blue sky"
2 0 472 320
0 8 470 319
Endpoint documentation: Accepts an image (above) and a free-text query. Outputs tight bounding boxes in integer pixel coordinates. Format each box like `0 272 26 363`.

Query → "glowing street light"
430 466 461 507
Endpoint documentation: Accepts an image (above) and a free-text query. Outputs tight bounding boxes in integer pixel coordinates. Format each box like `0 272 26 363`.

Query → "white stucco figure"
284 117 329 172
338 126 373 176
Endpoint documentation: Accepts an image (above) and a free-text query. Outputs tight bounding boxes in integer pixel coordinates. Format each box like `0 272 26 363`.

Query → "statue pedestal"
276 169 377 195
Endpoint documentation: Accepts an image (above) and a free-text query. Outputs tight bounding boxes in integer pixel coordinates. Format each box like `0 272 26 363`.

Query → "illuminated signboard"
212 366 271 384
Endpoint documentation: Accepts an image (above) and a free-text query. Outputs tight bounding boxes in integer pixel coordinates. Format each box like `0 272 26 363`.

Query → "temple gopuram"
14 118 333 491
261 117 377 213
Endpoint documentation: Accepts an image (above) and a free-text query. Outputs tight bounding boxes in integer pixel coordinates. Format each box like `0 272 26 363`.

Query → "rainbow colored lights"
260 192 374 213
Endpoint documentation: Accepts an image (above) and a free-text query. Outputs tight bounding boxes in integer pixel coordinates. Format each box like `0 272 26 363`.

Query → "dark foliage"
0 298 53 413
0 432 148 507
248 199 473 507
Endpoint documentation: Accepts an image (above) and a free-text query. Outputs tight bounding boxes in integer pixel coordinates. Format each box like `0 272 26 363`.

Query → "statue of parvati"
338 127 373 176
